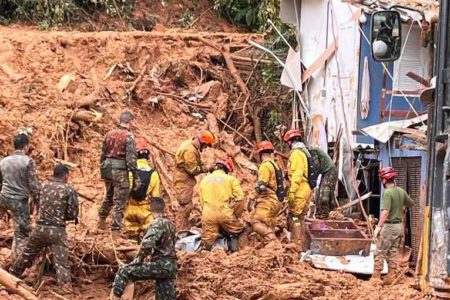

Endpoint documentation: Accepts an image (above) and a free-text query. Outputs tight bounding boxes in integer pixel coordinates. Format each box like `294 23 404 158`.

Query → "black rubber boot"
229 235 239 253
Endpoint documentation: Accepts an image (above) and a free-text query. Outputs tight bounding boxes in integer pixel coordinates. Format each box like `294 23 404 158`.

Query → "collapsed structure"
0 2 435 297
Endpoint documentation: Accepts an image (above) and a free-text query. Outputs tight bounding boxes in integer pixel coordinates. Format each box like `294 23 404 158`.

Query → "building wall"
299 0 361 196
356 14 429 145
299 0 360 147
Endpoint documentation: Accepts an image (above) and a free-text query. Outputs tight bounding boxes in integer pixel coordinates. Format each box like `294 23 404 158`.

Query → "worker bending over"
199 159 245 252
252 141 285 243
310 146 336 217
0 133 40 258
372 167 414 285
10 165 78 291
112 197 177 300
98 112 139 236
124 137 161 242
173 130 215 230
283 129 313 246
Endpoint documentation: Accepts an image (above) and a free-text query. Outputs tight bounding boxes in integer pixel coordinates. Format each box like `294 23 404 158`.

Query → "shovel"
398 210 412 264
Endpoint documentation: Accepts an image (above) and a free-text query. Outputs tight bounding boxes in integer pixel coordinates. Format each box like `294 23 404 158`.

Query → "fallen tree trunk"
0 268 38 300
192 37 262 142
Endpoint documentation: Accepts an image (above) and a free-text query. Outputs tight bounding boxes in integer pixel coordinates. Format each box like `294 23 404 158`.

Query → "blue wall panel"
356 15 426 143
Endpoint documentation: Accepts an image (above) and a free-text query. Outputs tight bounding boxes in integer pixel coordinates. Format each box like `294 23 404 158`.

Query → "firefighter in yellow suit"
125 137 160 241
173 130 215 231
283 129 313 246
199 159 245 252
252 141 283 242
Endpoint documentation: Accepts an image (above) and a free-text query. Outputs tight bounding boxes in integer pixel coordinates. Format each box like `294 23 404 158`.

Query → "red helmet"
197 130 215 146
283 129 302 142
216 158 235 173
378 167 398 180
136 137 150 153
256 141 275 154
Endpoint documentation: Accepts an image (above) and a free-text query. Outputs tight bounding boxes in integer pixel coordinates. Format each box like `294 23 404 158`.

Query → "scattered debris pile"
0 27 424 299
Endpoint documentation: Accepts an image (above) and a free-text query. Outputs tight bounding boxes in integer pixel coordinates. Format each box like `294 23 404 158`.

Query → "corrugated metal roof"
346 0 439 21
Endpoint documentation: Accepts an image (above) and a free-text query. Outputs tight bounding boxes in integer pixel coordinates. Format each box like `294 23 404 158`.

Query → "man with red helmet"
283 129 313 246
371 166 414 285
284 129 337 217
98 112 139 236
252 141 284 243
124 137 161 242
199 158 245 252
173 130 215 230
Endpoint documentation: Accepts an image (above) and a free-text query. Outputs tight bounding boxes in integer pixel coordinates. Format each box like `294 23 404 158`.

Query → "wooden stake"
0 268 38 300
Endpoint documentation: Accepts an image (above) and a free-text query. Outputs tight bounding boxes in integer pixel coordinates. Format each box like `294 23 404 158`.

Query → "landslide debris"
0 27 423 300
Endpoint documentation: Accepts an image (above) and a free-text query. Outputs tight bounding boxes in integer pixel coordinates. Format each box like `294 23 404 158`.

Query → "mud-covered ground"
0 27 425 299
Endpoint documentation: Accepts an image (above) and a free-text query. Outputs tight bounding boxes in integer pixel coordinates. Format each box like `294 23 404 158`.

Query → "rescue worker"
283 129 313 246
252 141 284 243
124 137 161 241
112 197 177 300
0 133 40 258
199 159 245 252
284 129 337 216
372 167 414 285
10 165 78 290
98 111 139 235
173 130 215 231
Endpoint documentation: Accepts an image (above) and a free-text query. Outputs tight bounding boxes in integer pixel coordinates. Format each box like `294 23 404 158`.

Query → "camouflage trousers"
10 225 71 286
99 169 130 230
0 196 31 259
374 223 402 274
113 258 177 300
317 168 337 216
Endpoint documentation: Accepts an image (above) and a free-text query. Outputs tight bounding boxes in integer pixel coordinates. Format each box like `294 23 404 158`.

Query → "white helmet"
373 40 388 58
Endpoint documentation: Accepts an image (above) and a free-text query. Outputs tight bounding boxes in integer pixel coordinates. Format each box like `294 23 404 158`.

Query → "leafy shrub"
0 0 134 27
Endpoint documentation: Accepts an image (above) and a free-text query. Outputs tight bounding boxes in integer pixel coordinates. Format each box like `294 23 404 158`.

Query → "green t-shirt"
382 186 414 222
310 147 335 174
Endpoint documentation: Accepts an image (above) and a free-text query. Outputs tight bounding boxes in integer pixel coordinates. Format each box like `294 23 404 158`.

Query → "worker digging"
0 0 442 298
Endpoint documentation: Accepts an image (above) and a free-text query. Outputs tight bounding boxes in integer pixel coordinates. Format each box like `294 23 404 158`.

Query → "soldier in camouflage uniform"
98 112 139 234
312 147 337 217
112 197 177 300
0 133 40 259
10 165 79 288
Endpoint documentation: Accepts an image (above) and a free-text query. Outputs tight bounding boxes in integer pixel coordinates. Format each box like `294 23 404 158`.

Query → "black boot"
229 235 239 253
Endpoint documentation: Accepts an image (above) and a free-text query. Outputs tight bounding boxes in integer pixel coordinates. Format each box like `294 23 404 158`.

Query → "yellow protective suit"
253 159 282 229
199 169 244 246
124 159 160 236
173 139 206 230
287 148 313 217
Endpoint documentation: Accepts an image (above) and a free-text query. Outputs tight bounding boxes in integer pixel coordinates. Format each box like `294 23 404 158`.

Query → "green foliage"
0 0 134 27
178 10 194 28
214 0 297 142
213 0 278 32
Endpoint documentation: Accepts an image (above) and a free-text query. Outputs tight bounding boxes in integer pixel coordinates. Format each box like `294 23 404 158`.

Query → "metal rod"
248 40 311 120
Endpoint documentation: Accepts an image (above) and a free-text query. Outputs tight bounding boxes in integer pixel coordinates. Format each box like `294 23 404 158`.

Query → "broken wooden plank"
390 126 427 139
0 268 38 300
302 41 337 83
337 192 372 211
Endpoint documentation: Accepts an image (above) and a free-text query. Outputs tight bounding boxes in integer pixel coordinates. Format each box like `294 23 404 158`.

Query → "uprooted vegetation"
0 27 424 299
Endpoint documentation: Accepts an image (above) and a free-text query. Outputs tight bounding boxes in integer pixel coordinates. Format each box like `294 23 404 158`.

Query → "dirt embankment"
0 27 423 299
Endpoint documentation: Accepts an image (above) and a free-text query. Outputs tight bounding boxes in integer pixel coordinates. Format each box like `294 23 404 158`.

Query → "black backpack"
268 161 286 201
130 168 155 201
305 148 321 189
